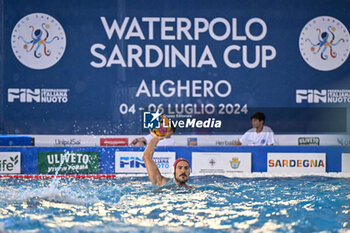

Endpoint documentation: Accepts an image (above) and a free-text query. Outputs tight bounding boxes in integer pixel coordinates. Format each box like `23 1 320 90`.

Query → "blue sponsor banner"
1 0 349 134
0 146 348 174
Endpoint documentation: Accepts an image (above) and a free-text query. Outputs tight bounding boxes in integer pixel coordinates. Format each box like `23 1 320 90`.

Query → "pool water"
0 176 349 232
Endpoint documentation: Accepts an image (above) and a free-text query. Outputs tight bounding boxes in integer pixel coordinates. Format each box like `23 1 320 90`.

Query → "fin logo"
296 89 327 103
299 16 349 71
120 157 146 168
11 13 66 70
8 88 40 103
8 88 69 103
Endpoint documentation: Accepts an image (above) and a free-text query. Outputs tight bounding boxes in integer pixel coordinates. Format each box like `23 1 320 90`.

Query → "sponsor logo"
8 88 69 103
187 138 198 146
299 16 349 71
208 159 216 167
298 137 320 146
120 157 145 168
100 138 128 146
115 152 175 173
11 13 66 70
296 89 350 103
0 153 21 174
215 140 237 146
337 138 350 146
54 138 81 146
230 158 240 169
192 152 251 174
268 159 324 168
153 157 170 169
120 156 170 169
267 153 326 173
296 89 326 103
38 152 99 174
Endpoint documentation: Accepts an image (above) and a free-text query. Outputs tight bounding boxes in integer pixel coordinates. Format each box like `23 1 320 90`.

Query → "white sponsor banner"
29 134 350 146
275 135 350 146
32 135 100 146
172 135 240 146
115 151 176 173
192 152 251 174
0 152 21 174
173 134 350 146
342 153 350 172
268 153 326 173
159 134 340 146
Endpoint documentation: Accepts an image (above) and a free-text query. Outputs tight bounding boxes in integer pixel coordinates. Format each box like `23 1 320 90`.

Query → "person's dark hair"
171 125 176 133
250 112 265 123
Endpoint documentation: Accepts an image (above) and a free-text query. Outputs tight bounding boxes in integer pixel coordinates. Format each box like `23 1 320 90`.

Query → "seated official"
234 112 275 146
130 125 176 146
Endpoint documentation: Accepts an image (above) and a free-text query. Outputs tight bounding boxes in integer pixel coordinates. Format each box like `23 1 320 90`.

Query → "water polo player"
143 131 194 189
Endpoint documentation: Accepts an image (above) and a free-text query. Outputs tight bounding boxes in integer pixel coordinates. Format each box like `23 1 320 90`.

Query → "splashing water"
0 176 349 232
4 151 100 206
47 150 68 195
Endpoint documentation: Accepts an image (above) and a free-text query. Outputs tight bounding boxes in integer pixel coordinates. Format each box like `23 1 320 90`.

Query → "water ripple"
0 176 349 232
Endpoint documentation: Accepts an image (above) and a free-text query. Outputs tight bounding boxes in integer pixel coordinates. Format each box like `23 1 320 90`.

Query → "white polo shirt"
145 134 176 146
239 126 275 146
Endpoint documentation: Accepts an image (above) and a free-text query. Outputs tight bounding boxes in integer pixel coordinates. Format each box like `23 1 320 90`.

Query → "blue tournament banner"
0 0 349 135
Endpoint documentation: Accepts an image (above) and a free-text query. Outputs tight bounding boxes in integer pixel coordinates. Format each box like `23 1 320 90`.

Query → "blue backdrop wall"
1 0 349 135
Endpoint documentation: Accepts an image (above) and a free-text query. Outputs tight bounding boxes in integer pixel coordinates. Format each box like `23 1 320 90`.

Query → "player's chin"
180 175 188 181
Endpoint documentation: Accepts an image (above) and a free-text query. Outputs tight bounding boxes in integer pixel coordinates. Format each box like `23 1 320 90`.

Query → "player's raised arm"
142 132 168 186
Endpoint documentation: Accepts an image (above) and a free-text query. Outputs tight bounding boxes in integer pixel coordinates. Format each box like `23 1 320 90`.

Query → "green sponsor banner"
38 152 99 174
